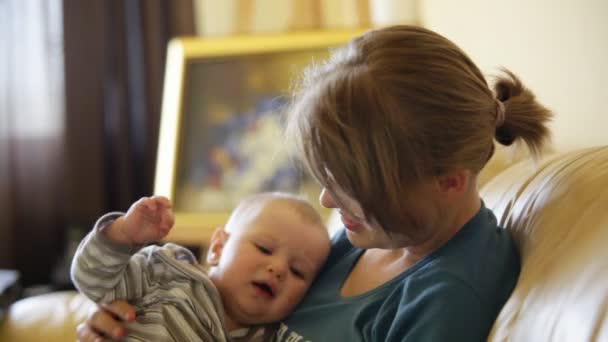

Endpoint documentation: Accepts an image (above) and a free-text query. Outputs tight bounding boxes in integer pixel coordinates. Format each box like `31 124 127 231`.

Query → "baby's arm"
104 196 174 245
70 196 175 303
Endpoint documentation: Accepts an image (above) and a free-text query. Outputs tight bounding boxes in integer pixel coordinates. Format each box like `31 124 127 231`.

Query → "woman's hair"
285 25 552 233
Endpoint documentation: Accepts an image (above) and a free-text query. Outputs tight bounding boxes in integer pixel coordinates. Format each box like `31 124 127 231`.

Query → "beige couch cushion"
478 143 533 188
482 146 608 341
0 291 94 342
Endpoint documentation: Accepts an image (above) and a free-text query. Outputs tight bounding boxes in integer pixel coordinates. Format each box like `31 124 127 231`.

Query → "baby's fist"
120 196 175 244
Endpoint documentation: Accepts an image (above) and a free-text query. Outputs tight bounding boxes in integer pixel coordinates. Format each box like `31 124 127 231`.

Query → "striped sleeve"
70 212 157 303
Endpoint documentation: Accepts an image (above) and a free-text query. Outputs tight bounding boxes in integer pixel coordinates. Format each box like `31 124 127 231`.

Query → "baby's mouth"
252 281 275 298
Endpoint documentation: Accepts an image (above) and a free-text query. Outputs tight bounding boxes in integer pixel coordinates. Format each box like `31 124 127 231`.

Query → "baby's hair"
225 192 326 234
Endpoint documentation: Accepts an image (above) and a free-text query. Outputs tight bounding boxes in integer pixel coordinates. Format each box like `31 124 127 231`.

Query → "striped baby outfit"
71 213 270 342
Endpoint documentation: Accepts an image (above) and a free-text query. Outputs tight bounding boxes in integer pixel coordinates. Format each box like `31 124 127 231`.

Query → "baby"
71 192 330 341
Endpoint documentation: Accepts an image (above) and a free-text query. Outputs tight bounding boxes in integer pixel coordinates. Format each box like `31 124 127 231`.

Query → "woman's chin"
341 216 364 233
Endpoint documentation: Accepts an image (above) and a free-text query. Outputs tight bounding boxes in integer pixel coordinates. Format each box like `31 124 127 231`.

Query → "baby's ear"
206 226 228 266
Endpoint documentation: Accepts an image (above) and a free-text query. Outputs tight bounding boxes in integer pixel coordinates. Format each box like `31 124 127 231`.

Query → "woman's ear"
206 226 229 266
437 169 470 199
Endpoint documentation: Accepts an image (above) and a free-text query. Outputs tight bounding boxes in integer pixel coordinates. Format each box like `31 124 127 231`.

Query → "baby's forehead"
226 196 327 253
256 199 307 219
238 205 326 239
230 197 320 226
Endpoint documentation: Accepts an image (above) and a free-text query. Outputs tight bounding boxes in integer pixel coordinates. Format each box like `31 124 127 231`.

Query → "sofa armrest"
482 146 608 341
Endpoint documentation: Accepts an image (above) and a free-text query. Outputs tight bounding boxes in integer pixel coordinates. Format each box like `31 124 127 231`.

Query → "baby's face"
209 202 330 327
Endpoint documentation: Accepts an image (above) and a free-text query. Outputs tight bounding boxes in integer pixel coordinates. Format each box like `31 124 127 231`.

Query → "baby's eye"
290 267 304 279
255 244 272 255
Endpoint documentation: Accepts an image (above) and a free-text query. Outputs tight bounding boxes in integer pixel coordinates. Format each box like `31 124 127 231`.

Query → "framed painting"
154 30 364 250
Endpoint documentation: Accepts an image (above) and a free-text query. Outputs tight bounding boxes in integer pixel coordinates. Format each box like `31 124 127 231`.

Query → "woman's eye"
290 267 304 279
255 244 272 255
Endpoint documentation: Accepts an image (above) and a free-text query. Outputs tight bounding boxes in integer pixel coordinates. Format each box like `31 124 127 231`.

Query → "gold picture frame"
154 30 364 249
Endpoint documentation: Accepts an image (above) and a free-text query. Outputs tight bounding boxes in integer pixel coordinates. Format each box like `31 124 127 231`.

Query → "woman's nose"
319 188 336 209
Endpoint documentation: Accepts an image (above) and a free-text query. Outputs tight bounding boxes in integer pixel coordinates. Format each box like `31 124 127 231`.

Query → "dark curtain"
63 0 195 221
0 0 67 286
0 0 194 287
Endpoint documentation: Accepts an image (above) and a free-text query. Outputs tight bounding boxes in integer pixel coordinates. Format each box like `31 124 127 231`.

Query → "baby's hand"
112 196 175 245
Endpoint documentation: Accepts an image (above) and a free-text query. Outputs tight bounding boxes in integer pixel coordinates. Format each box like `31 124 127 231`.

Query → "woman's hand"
76 300 136 341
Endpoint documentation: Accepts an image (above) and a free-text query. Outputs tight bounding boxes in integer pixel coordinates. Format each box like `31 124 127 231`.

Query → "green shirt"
276 203 519 342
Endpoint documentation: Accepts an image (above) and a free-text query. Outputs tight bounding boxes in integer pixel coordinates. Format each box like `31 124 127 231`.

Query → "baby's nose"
267 262 287 279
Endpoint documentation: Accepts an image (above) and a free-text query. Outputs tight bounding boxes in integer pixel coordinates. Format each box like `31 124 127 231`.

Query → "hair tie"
495 100 506 127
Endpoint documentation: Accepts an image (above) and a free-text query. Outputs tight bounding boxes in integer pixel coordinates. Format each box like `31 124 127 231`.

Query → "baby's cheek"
285 284 309 308
271 283 309 321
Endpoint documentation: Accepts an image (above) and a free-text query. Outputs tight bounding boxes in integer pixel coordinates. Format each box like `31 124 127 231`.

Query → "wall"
421 0 608 151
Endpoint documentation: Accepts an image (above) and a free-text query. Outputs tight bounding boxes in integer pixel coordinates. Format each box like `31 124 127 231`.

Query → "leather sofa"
1 146 607 341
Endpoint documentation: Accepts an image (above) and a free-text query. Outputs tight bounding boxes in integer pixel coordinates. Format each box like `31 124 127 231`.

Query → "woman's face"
320 187 395 249
320 183 444 250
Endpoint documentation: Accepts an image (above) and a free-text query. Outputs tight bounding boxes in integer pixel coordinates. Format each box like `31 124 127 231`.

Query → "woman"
77 25 551 341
